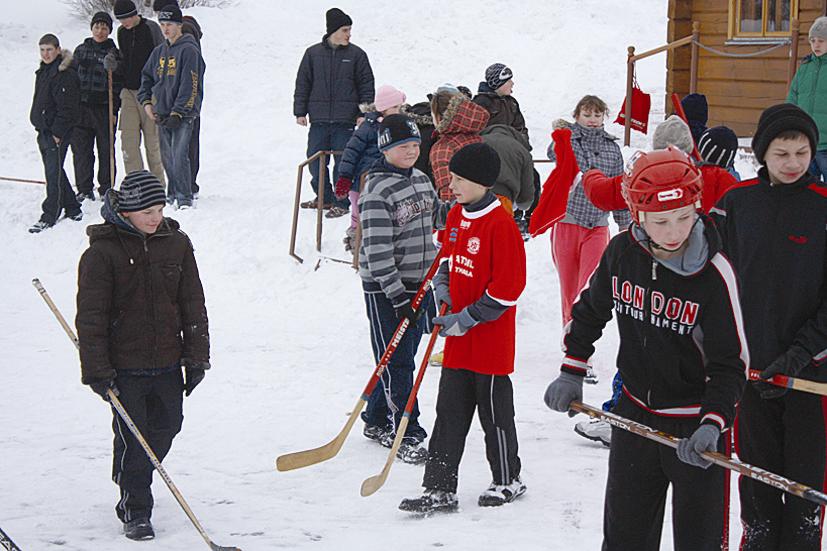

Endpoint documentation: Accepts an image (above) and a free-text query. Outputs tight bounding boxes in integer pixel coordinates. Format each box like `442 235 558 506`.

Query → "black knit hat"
751 103 818 165
326 8 352 35
449 143 501 188
698 126 738 168
378 114 421 152
114 0 138 19
117 171 167 213
157 4 183 24
153 0 177 10
91 11 113 31
485 63 513 91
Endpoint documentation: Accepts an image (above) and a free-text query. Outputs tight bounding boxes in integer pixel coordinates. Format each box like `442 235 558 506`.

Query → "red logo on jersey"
467 237 481 255
788 235 808 245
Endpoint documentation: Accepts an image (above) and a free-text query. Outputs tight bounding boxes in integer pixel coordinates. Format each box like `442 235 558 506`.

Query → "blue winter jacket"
293 37 374 124
138 33 205 118
339 111 382 186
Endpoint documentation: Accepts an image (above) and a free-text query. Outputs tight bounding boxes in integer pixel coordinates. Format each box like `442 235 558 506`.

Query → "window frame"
728 0 799 40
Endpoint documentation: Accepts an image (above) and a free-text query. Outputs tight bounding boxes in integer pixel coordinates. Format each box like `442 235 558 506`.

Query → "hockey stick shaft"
570 401 827 506
276 253 444 472
361 303 448 497
0 176 45 185
670 93 702 161
108 69 115 188
747 369 827 397
31 278 241 551
0 527 22 551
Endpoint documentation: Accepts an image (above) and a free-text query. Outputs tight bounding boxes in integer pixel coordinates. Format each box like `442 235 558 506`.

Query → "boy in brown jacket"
75 170 209 541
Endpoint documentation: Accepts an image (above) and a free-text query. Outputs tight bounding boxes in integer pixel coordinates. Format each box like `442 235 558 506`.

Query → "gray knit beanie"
810 17 827 40
653 115 694 154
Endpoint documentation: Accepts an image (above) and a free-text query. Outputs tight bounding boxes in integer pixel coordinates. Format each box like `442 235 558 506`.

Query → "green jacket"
788 53 827 151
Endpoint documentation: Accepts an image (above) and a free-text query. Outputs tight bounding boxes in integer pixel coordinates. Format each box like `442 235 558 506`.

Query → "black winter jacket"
472 82 530 150
710 169 827 380
293 37 374 124
117 17 163 90
30 50 80 139
403 101 436 183
562 217 747 429
74 37 123 106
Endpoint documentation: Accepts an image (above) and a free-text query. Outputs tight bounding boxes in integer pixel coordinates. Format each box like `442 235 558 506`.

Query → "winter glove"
394 299 422 325
432 281 452 312
433 308 478 337
676 424 720 469
552 118 572 131
756 345 812 399
184 367 206 397
334 176 352 200
103 51 119 72
89 378 119 402
543 372 583 417
163 113 182 130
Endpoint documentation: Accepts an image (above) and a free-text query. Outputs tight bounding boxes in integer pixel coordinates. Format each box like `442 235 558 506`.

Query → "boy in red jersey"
399 142 527 513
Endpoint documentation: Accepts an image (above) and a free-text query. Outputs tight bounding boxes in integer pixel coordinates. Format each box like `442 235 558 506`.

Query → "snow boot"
574 418 611 447
124 518 154 541
343 227 356 252
76 191 95 202
396 437 428 465
478 477 526 507
28 220 53 234
67 211 83 222
363 423 390 444
399 489 459 513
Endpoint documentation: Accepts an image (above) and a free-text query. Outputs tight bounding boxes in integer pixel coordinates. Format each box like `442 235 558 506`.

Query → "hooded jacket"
293 36 374 124
338 109 382 181
472 81 530 149
480 124 534 209
117 16 163 90
562 217 748 430
73 37 123 105
76 192 209 384
30 50 80 139
138 33 205 118
787 53 827 151
430 96 490 199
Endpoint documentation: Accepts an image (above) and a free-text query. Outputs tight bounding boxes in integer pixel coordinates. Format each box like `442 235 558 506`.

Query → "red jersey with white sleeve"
438 200 527 375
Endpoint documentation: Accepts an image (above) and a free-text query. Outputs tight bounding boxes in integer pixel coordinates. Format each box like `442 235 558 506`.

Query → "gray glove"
103 51 118 72
433 281 451 312
543 372 583 416
676 424 720 469
433 308 477 337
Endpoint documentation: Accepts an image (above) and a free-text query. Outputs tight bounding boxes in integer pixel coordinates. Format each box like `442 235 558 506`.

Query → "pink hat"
374 85 406 112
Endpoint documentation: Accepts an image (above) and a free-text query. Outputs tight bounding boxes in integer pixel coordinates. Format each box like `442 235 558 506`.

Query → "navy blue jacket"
293 37 374 124
138 34 205 118
338 111 382 182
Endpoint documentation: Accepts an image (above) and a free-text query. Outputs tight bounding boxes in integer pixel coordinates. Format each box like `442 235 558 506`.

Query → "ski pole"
108 69 115 188
670 93 702 161
0 526 22 551
276 253 445 472
31 278 241 551
570 401 827 507
747 369 827 397
361 303 449 497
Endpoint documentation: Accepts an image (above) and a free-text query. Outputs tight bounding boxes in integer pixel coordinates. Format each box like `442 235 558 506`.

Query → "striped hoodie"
358 158 450 304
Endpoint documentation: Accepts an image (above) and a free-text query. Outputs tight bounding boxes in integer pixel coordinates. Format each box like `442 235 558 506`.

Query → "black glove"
184 367 206 397
756 345 812 399
394 299 422 325
163 113 182 130
89 378 119 402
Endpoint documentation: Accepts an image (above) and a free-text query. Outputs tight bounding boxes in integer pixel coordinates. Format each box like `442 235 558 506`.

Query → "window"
729 0 798 39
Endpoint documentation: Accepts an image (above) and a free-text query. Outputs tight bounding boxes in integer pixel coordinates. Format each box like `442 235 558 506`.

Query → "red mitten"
334 176 353 199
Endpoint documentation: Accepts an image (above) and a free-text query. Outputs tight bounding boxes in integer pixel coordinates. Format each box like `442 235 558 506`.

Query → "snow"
0 1 759 550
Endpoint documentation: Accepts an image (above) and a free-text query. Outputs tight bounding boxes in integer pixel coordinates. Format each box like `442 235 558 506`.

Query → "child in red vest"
399 143 527 513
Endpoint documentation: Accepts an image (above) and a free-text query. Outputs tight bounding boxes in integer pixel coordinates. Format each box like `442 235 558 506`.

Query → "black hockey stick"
570 401 827 507
32 278 242 551
0 527 22 551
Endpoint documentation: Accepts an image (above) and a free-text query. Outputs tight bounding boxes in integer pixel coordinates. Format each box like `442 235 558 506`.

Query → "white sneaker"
478 477 526 507
574 418 611 447
584 367 599 385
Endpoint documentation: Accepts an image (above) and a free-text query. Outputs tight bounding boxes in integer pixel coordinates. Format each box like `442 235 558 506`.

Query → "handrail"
630 34 694 62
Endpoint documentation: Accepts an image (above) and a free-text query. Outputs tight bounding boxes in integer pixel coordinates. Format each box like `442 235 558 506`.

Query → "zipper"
143 237 160 368
329 45 336 121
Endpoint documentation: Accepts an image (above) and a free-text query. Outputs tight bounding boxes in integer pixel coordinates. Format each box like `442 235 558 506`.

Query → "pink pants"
349 190 360 229
550 222 610 326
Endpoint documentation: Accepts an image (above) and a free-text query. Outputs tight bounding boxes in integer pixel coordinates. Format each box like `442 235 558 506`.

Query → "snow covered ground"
0 1 760 549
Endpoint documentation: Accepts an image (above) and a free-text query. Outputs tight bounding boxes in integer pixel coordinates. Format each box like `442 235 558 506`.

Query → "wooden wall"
667 0 825 136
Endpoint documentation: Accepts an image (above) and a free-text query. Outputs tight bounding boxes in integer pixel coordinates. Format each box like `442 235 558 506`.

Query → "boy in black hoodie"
710 104 827 550
546 147 747 550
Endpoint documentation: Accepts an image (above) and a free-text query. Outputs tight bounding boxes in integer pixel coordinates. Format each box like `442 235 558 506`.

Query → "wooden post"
624 46 635 147
690 21 700 94
787 18 800 90
316 153 327 252
289 161 305 263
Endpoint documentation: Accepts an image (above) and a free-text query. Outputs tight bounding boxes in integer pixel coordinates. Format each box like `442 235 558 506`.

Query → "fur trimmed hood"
434 94 489 135
58 49 73 72
401 103 433 127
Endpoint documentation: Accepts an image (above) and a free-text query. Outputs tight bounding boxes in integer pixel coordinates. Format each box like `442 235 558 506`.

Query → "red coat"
430 96 490 200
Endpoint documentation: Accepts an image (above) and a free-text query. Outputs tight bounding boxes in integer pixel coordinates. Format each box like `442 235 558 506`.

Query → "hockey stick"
747 369 827 397
108 69 115 189
276 253 444 472
0 175 45 185
570 401 827 507
670 93 702 161
31 278 241 551
0 526 22 551
361 303 448 497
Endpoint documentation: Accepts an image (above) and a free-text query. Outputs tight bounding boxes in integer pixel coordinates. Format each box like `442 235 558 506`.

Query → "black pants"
72 102 116 195
736 383 826 550
602 396 728 551
112 369 183 523
422 368 521 493
514 168 541 223
37 130 80 225
190 116 200 195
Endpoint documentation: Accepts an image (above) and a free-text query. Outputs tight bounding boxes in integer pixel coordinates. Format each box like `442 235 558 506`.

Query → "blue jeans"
307 122 353 208
158 118 194 206
37 130 81 225
361 288 433 442
809 150 827 182
602 372 623 412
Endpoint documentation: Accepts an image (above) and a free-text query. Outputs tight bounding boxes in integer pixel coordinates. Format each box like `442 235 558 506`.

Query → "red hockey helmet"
621 147 703 224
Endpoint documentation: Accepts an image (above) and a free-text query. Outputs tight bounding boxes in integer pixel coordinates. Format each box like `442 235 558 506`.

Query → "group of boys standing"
29 0 205 233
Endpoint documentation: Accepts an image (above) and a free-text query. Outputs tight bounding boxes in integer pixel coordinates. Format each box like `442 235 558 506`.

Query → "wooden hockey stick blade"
360 416 411 497
276 398 366 471
747 369 827 397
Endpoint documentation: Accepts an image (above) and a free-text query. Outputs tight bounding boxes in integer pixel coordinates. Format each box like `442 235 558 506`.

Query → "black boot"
124 518 154 540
